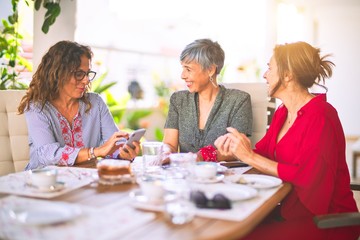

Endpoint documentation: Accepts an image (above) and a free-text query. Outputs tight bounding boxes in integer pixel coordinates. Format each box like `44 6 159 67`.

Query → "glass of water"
141 141 163 174
163 172 195 225
169 152 197 178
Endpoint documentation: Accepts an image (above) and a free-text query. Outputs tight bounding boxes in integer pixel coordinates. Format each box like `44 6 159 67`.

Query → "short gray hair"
180 39 225 75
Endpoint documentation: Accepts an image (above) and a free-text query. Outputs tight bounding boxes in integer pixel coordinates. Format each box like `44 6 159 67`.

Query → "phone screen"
125 128 146 148
220 161 249 168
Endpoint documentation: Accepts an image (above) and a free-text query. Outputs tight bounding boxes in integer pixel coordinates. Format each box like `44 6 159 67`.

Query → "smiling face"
59 55 91 101
181 60 211 93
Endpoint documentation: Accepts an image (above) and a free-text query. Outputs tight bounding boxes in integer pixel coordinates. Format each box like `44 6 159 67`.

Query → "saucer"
225 174 282 189
8 202 82 225
27 181 65 193
129 189 177 212
191 174 225 184
129 189 164 205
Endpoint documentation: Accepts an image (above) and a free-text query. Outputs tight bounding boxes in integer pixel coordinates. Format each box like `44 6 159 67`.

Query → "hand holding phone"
124 128 146 149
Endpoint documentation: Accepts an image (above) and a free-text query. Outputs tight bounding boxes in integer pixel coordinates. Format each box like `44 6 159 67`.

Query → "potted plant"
0 0 61 90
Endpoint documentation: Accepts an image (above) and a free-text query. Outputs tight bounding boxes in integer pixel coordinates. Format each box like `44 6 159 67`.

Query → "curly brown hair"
18 41 93 114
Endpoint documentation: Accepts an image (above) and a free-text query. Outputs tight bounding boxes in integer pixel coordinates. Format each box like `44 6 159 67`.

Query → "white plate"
27 181 65 193
8 202 83 225
191 174 225 184
192 183 257 201
0 167 96 199
225 174 282 189
129 189 176 212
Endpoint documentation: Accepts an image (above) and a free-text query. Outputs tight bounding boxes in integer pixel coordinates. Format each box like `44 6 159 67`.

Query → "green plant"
0 0 32 89
106 91 129 125
154 127 164 141
91 71 126 124
152 75 177 140
218 64 227 83
91 71 117 94
126 109 153 130
91 72 152 130
154 79 171 98
1 0 62 90
33 0 61 34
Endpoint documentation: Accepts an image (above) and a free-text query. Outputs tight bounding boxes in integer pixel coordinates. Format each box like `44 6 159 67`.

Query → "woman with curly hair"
18 41 139 170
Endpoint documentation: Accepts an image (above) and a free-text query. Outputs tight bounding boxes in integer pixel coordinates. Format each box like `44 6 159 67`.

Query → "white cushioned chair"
0 90 28 176
222 82 269 148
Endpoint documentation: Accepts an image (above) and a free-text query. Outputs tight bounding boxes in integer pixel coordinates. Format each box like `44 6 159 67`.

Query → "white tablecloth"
0 195 156 240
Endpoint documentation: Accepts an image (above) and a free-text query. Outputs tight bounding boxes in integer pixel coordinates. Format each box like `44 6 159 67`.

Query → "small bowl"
30 168 58 188
194 162 218 179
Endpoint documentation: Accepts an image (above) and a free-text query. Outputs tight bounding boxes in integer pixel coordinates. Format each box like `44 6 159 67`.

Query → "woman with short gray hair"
163 38 252 162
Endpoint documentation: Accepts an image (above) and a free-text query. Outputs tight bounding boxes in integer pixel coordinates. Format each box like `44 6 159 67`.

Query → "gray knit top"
164 84 252 153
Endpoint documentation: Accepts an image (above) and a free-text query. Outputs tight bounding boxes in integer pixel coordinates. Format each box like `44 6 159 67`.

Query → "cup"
169 153 197 177
97 159 133 185
194 162 217 179
138 176 165 202
30 168 58 189
142 141 163 174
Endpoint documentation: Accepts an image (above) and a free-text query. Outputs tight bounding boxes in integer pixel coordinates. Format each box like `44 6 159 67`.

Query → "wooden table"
0 164 291 240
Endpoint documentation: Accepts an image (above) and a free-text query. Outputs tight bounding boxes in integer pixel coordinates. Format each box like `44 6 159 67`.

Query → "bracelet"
199 145 217 162
87 148 92 161
90 147 96 160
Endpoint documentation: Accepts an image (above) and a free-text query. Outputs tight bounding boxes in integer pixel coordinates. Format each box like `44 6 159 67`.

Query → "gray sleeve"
229 92 253 137
164 93 179 130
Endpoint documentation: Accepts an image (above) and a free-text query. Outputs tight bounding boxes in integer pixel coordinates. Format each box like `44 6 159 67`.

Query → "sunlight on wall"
277 3 306 43
76 0 271 107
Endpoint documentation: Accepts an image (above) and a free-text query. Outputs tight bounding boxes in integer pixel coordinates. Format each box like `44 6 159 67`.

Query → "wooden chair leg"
354 152 359 178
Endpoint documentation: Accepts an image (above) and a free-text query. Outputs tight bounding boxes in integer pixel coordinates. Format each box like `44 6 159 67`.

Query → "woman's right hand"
215 127 254 163
120 141 140 160
97 131 130 157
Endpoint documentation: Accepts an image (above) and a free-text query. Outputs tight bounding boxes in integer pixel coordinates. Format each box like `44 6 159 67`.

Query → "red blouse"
255 94 357 219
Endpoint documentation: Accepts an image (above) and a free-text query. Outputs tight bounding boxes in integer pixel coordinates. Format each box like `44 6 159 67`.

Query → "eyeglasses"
190 190 232 209
73 70 97 81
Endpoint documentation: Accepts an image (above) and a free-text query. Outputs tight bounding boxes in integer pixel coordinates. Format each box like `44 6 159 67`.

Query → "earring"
209 76 218 88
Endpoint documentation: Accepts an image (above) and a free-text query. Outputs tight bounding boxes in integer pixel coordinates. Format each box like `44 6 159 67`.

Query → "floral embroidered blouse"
24 93 118 170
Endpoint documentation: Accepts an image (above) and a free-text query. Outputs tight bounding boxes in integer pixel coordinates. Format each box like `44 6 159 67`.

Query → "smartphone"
220 161 249 168
124 128 146 149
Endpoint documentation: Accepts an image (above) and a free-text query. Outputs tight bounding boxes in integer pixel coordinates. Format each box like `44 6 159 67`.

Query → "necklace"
287 113 293 125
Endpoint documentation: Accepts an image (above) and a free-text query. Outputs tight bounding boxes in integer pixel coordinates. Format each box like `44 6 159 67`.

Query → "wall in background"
315 2 360 137
30 0 360 137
